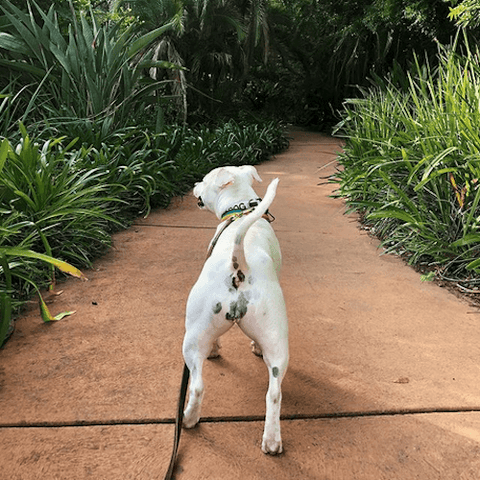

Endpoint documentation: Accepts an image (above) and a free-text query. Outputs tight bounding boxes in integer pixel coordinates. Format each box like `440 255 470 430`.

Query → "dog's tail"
230 178 279 283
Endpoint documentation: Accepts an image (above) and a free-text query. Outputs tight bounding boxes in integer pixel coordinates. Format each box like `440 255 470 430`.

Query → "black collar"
221 197 262 220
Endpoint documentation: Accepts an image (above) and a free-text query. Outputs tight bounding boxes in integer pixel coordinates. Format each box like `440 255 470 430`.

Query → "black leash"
164 363 190 480
163 216 236 480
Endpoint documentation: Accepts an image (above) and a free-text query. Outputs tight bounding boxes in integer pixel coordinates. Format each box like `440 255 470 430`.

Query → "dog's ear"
193 182 203 199
240 165 262 183
213 168 235 189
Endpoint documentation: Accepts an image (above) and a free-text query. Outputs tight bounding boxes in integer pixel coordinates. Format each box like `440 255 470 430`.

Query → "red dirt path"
1 129 480 479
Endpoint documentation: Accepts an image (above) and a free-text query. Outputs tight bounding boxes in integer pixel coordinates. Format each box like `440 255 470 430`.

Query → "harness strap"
205 217 236 259
206 211 273 259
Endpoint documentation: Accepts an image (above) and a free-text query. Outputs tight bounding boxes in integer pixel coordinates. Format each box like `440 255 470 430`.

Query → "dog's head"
193 166 262 218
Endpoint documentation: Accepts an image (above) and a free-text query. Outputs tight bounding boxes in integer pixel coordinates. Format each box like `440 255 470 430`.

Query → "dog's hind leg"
239 296 289 453
182 336 208 429
260 347 288 455
182 311 232 429
208 338 221 358
246 310 288 454
251 341 263 357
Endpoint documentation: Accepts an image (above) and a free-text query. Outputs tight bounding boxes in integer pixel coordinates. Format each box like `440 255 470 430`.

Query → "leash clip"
264 211 275 223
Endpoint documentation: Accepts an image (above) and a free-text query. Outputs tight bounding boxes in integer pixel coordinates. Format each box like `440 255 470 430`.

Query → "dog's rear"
183 167 288 454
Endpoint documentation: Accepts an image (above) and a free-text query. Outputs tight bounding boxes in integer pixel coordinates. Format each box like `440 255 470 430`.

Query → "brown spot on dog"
225 293 248 321
231 269 246 290
237 270 245 283
232 255 239 269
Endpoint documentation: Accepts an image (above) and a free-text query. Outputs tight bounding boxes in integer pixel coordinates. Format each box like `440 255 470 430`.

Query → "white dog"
182 165 289 454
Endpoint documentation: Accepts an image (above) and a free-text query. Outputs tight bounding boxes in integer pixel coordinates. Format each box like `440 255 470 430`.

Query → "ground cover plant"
334 37 480 288
0 0 177 141
0 133 92 346
0 120 288 347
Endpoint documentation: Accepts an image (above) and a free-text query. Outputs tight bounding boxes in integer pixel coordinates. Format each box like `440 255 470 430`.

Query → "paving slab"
3 414 480 479
1 129 480 478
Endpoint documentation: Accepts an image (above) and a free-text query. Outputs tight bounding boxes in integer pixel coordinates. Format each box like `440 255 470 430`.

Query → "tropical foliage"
334 37 480 286
0 0 176 142
0 0 289 347
261 0 456 127
0 132 89 347
2 0 464 131
113 0 273 122
0 119 287 347
449 0 480 28
2 0 480 347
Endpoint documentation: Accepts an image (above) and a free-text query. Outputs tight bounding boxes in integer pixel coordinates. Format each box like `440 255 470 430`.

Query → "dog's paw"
261 436 283 455
251 341 263 357
208 339 221 359
183 411 200 429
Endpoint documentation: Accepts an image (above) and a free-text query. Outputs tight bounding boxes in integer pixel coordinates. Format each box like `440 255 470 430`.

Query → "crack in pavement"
2 406 480 429
133 224 216 229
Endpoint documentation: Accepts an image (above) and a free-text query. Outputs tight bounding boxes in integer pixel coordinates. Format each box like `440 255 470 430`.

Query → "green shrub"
1 125 120 266
0 119 288 345
335 38 480 285
0 0 175 143
0 126 121 342
0 133 92 347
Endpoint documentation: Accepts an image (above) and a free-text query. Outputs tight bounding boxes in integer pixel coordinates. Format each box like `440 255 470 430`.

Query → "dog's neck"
214 186 260 221
220 197 262 221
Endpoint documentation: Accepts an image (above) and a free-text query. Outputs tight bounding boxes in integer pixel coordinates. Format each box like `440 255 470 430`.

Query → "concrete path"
1 130 480 479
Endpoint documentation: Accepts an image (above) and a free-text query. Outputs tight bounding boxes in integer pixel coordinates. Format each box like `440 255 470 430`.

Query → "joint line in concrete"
1 406 480 430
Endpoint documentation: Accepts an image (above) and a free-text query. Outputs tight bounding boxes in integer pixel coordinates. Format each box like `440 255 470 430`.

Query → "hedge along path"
1 129 480 479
